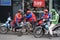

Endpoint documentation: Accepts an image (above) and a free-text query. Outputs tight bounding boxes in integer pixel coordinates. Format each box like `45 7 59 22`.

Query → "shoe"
45 30 48 35
12 28 15 32
30 28 33 31
22 29 26 32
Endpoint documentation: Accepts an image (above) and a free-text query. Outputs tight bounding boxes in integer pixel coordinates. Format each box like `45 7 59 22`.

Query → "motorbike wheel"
18 31 23 36
53 26 60 37
0 26 8 34
26 23 33 34
33 26 43 38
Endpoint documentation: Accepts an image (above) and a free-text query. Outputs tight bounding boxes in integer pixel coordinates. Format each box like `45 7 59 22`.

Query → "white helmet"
18 9 22 12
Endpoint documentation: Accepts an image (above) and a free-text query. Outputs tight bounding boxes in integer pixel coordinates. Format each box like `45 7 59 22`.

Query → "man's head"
27 10 31 14
44 9 48 14
18 9 22 13
51 9 56 15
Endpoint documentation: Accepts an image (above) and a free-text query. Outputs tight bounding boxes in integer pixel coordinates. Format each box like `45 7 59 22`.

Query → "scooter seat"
15 26 22 29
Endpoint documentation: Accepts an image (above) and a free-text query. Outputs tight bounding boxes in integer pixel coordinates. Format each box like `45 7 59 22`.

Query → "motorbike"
0 17 24 34
0 17 12 34
20 15 36 34
0 16 34 35
33 18 60 38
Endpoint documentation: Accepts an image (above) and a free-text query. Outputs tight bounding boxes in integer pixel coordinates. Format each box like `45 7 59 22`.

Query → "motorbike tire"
53 26 60 37
24 23 31 34
33 26 43 38
18 31 23 36
0 26 8 34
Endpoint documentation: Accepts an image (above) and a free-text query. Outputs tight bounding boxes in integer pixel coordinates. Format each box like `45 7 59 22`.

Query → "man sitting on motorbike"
11 9 23 31
38 9 51 34
25 10 37 31
38 9 51 27
49 9 59 36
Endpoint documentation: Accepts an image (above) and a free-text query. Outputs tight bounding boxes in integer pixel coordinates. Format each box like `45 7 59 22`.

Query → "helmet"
51 9 56 14
18 9 22 12
51 9 56 13
44 9 48 12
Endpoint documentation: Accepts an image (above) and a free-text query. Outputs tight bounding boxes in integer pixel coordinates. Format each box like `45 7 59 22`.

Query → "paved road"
0 32 60 40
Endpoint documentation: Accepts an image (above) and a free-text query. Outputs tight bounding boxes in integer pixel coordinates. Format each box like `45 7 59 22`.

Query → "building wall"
0 6 13 23
13 0 22 17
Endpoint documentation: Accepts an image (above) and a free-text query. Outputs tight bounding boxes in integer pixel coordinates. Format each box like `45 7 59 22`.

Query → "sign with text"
0 0 11 6
33 0 45 7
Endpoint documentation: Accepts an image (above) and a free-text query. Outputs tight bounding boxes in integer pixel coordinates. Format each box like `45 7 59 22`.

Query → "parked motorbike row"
0 17 60 38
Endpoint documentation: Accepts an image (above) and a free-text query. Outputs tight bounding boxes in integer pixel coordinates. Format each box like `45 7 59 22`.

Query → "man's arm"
51 13 59 21
26 14 32 19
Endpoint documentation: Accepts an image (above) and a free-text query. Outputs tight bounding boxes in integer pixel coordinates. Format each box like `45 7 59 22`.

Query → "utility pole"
22 0 24 14
49 0 53 13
